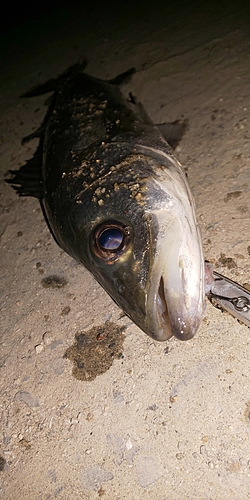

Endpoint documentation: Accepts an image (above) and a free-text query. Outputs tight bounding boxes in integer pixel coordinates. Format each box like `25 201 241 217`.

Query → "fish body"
7 63 205 341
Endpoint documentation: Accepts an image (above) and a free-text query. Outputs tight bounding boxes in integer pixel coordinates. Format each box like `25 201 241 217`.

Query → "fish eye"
99 228 123 250
92 220 130 260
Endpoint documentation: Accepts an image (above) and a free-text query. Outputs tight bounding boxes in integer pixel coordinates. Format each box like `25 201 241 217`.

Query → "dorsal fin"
20 60 88 98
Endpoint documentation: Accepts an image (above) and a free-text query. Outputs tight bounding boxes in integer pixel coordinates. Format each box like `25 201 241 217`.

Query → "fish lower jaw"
154 276 200 342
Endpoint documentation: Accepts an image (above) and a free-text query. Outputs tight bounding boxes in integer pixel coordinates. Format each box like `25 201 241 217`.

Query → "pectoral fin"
6 141 44 198
157 120 188 149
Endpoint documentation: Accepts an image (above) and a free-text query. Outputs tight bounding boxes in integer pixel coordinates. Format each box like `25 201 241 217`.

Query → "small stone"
35 344 44 354
61 306 70 316
126 439 133 450
19 438 31 450
42 332 53 345
169 395 177 403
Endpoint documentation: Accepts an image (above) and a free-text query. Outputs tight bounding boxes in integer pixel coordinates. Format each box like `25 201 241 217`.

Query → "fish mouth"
147 218 205 342
154 275 201 341
156 277 172 337
148 265 204 341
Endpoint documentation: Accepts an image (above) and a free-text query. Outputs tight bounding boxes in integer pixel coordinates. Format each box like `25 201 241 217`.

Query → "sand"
1 1 250 498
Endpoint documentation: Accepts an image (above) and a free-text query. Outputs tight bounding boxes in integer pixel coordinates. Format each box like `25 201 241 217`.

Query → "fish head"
55 147 205 341
142 147 205 341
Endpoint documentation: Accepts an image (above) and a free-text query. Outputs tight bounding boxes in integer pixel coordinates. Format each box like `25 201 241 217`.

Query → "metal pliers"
207 270 250 327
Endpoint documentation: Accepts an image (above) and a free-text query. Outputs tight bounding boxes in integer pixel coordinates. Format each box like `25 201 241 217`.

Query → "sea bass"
7 63 205 341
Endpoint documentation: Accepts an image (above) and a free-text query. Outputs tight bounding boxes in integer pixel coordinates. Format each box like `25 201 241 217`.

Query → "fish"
6 62 205 341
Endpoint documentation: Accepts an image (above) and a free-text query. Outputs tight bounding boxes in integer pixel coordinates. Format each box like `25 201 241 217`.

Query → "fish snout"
147 214 205 342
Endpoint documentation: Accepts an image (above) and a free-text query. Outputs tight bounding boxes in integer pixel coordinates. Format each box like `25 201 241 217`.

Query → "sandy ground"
1 1 250 498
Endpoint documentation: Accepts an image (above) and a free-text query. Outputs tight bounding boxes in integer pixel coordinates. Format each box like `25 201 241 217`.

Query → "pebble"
35 344 44 354
126 439 133 450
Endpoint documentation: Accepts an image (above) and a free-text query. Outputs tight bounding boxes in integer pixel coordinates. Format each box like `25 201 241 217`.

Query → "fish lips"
146 216 205 341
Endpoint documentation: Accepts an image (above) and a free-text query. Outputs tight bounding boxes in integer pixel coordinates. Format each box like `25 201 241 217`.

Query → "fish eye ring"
93 220 130 260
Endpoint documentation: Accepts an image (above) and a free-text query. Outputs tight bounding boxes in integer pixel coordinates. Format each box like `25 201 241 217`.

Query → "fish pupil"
99 228 123 250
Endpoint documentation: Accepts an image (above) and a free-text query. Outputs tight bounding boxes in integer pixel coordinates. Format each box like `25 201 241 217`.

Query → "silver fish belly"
7 64 205 341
